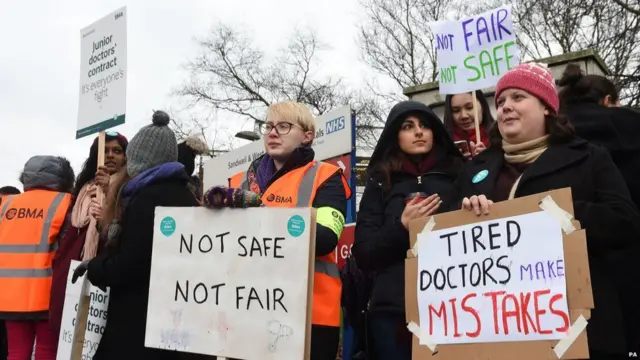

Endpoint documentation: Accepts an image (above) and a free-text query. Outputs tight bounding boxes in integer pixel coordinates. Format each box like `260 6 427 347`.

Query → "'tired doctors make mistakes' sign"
203 105 352 190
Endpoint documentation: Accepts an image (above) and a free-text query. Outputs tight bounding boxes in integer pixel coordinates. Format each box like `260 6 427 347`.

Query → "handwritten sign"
56 260 109 360
430 5 520 94
416 211 569 344
145 207 313 359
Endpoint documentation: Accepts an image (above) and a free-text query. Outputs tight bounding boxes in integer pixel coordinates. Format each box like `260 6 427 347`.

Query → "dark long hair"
489 113 575 148
74 134 127 199
443 90 495 135
558 63 619 107
371 112 440 190
101 168 130 252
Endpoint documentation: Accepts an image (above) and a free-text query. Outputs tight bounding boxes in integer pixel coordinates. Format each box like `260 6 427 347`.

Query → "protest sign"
430 5 520 94
405 188 593 360
76 7 127 139
56 260 110 360
145 207 315 360
417 211 569 344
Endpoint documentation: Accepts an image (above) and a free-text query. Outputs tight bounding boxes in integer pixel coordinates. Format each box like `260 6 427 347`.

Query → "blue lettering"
497 8 512 39
436 33 455 51
460 7 513 52
326 116 345 134
519 259 565 281
462 19 474 52
519 264 532 281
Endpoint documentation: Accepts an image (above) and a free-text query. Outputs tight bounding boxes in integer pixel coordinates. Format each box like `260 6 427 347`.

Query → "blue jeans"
369 312 411 360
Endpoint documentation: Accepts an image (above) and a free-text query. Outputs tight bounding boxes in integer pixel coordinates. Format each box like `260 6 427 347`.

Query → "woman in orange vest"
234 101 351 360
0 156 75 360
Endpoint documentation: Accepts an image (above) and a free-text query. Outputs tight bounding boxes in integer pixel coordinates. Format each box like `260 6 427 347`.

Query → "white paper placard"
145 207 313 359
416 211 570 344
430 5 520 94
56 260 110 360
76 7 127 139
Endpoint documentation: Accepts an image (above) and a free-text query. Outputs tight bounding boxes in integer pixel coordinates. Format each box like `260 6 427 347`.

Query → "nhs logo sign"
326 116 346 134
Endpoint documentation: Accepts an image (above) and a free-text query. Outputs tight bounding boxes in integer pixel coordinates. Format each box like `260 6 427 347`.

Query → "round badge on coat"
472 170 489 184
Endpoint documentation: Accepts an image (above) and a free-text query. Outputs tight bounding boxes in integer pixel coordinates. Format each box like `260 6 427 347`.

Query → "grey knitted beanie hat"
126 110 178 177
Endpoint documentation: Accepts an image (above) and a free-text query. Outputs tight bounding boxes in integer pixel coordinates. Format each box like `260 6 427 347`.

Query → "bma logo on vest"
266 194 293 204
5 207 44 220
326 116 345 134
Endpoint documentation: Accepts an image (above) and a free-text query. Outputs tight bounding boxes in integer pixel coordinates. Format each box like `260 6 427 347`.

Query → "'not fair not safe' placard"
430 5 520 94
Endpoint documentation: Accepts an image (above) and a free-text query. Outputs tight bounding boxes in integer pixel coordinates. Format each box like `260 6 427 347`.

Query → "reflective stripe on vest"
0 192 68 278
296 162 320 207
315 258 340 278
296 163 341 280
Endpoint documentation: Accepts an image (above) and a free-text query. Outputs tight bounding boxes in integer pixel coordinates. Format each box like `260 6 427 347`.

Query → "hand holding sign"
461 194 493 216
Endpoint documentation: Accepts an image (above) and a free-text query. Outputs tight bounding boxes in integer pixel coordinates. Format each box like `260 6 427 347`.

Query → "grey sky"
0 0 371 189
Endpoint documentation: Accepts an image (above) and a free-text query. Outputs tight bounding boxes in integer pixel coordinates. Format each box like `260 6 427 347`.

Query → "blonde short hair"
266 101 315 134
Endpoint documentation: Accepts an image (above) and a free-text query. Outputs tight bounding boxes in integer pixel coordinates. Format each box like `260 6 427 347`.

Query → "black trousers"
310 324 340 360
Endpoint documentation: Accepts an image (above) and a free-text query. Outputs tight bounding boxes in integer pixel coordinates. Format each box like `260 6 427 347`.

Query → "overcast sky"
0 0 373 189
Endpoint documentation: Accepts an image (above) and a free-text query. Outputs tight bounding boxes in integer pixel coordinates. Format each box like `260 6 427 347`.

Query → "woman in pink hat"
443 62 640 358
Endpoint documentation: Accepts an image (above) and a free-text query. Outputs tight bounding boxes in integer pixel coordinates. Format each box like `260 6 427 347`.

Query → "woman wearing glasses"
237 101 351 360
48 131 128 344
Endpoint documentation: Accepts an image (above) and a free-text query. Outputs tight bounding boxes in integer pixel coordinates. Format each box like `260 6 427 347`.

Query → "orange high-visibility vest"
261 161 351 327
0 190 72 314
229 172 244 188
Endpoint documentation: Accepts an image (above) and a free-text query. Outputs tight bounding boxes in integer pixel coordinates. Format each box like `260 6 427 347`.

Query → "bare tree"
358 0 640 106
358 0 483 89
509 0 640 105
167 108 235 158
176 24 386 149
611 0 640 16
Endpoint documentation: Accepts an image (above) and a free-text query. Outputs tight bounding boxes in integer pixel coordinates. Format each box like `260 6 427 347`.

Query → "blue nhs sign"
326 116 346 134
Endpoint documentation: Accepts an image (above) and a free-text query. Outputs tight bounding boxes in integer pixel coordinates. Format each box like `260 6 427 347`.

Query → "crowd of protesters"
0 62 638 360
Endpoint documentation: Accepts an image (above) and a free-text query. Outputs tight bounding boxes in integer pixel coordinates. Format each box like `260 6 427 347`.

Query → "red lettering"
461 293 481 337
519 292 537 334
533 289 552 335
483 291 505 335
428 302 448 336
501 294 521 335
448 298 461 337
549 293 570 332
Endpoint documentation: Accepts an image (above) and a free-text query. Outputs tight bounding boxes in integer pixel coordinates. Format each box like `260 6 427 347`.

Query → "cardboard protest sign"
76 7 127 139
405 188 593 360
430 5 520 94
145 207 315 360
56 260 110 360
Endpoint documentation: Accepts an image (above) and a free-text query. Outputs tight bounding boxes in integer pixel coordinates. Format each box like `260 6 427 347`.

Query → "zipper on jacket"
417 176 422 184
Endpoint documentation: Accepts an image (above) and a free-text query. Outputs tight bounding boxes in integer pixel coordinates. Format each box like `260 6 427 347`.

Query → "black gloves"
71 261 89 284
71 260 107 292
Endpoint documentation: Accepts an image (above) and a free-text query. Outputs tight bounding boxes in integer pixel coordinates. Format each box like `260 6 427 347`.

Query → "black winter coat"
443 137 640 354
562 103 640 353
87 172 200 360
353 100 464 314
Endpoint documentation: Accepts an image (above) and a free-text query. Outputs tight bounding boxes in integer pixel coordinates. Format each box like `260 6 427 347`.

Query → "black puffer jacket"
352 101 464 314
